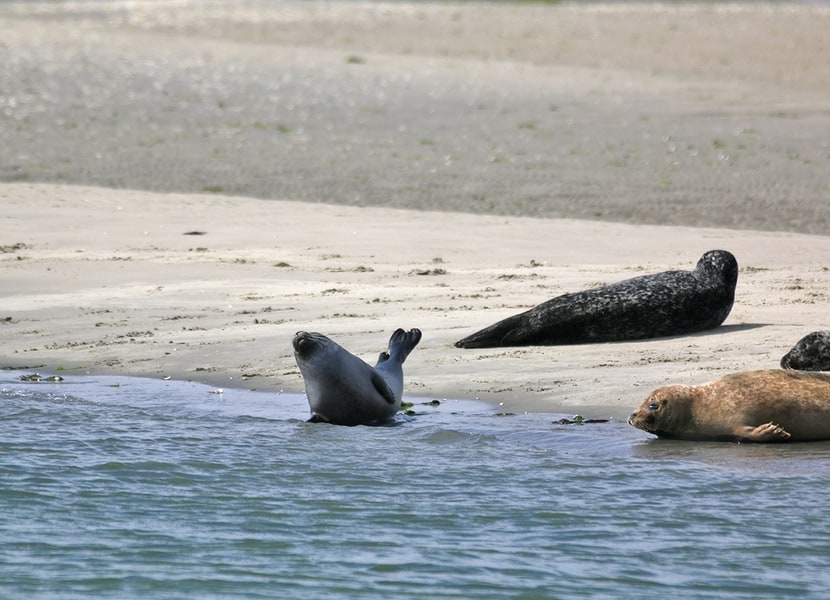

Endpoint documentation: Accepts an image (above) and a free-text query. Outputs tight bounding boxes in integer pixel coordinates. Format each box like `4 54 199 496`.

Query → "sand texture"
1 1 829 415
4 184 830 416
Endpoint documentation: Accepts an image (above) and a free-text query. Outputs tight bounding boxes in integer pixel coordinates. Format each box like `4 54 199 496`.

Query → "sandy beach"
2 1 829 416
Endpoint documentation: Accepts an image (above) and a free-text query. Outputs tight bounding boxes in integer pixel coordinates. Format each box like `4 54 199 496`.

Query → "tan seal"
628 369 830 442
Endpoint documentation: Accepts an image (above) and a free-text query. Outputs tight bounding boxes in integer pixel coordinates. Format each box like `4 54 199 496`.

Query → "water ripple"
2 371 830 598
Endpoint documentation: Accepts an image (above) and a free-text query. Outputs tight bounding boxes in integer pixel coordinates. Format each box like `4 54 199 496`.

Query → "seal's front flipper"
371 370 396 404
737 422 792 442
307 413 329 424
386 328 422 363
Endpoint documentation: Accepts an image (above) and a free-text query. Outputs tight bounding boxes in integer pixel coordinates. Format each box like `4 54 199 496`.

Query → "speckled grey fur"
781 331 830 371
455 250 738 348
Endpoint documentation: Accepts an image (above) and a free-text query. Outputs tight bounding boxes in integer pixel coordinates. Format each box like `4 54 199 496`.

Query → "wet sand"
1 1 829 415
4 183 830 416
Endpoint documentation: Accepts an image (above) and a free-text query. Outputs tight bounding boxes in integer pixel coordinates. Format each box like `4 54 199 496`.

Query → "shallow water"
2 371 830 599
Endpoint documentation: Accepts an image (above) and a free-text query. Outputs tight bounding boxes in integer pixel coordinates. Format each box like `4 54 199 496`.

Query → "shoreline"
4 183 830 417
1 1 829 415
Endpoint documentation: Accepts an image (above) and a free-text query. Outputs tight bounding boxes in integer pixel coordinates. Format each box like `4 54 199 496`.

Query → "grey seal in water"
781 331 830 371
628 369 830 442
293 328 422 425
455 250 738 348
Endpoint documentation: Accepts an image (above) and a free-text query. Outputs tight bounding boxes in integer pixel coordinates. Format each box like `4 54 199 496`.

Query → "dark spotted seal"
628 369 830 442
455 250 738 348
781 331 830 371
293 328 422 426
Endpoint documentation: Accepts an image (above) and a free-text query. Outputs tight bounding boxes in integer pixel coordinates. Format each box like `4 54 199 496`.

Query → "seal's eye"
647 401 660 411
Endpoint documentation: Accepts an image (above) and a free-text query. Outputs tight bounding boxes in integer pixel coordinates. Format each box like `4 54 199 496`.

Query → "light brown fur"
628 369 830 442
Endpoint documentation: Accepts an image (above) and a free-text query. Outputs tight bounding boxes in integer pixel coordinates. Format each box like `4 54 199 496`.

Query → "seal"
455 250 738 348
781 331 830 371
628 369 830 442
293 328 422 426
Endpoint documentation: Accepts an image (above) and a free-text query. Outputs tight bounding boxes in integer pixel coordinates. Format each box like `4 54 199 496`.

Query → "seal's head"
293 331 327 359
696 249 738 287
628 385 695 438
292 331 346 385
781 331 830 371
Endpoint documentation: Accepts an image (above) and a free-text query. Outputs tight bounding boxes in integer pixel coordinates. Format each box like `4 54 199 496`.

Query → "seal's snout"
628 395 659 426
293 331 314 354
628 411 647 427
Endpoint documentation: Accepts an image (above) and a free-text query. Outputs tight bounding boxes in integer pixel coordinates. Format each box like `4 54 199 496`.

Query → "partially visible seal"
293 328 422 426
628 369 830 442
781 331 830 371
455 250 738 348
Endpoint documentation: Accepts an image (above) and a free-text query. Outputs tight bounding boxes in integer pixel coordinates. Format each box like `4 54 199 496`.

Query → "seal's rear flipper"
386 328 422 363
454 314 524 349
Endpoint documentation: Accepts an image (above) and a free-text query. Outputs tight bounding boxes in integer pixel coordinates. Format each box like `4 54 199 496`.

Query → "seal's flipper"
385 328 422 363
307 413 329 424
371 370 396 404
455 314 526 348
738 422 792 443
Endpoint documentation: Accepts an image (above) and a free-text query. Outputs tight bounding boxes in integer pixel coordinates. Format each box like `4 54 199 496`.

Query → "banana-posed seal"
781 331 830 371
628 369 830 442
293 328 422 426
455 250 738 348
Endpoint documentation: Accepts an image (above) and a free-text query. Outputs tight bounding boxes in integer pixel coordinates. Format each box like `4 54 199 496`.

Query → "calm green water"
2 371 830 599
